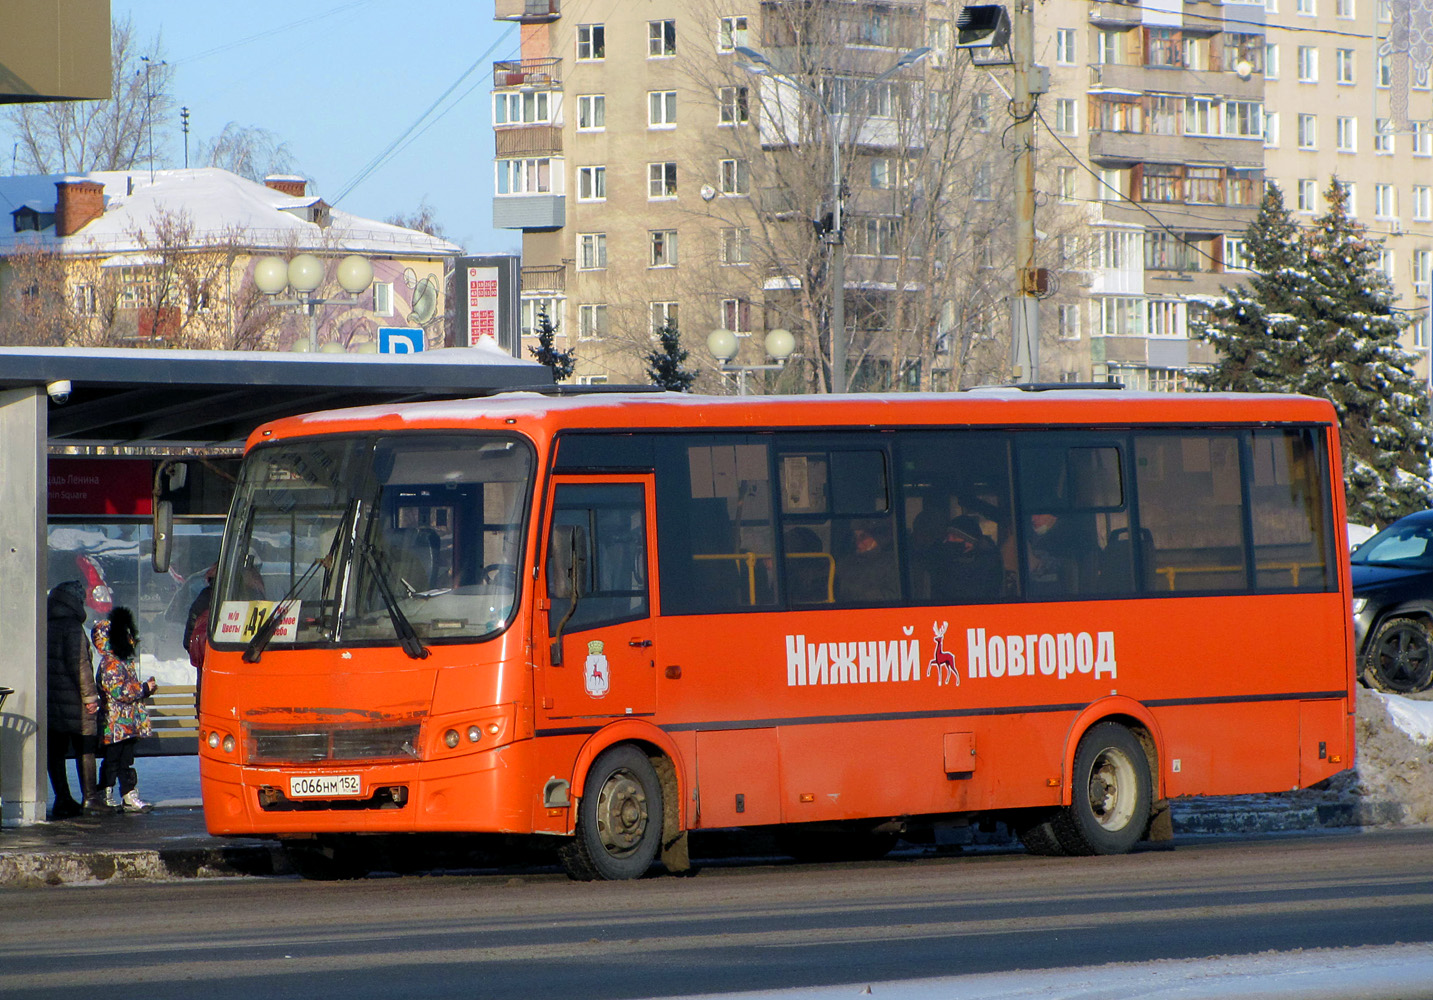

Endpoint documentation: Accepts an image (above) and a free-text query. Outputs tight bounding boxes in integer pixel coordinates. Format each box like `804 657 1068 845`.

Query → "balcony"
493 57 562 90
1087 1 1142 27
493 195 565 231
495 0 560 21
1088 62 1263 100
521 263 567 293
495 125 562 157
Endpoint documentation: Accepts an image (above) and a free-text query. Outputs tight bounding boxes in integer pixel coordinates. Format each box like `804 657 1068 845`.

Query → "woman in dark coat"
46 580 99 818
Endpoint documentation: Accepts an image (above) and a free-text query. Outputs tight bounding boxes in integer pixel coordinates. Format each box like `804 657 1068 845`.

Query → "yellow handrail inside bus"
693 551 836 604
1152 560 1324 590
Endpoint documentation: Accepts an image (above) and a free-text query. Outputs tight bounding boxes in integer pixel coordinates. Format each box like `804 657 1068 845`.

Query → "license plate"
289 774 362 798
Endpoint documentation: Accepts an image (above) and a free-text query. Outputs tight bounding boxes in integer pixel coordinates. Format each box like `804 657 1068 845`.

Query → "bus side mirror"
152 499 173 574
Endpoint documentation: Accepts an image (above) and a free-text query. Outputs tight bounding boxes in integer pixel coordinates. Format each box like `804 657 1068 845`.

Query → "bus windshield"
213 433 533 651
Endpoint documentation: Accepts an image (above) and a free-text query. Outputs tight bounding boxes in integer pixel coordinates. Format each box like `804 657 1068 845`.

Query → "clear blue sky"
114 1 519 254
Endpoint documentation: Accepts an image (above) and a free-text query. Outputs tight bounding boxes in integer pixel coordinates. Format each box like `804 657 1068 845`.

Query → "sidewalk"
0 803 287 886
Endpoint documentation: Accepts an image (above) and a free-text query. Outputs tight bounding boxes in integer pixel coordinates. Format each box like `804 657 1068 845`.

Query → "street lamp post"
735 44 929 394
707 327 796 395
253 253 375 352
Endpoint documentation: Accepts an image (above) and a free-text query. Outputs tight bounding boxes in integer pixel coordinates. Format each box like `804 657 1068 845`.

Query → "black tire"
559 745 663 881
1048 722 1151 856
1015 813 1069 857
1365 617 1433 693
778 826 898 863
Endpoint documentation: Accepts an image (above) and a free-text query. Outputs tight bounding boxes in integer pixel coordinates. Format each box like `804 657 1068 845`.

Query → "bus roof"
245 389 1340 451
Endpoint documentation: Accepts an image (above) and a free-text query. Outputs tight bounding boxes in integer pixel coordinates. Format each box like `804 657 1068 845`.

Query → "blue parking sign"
378 327 425 354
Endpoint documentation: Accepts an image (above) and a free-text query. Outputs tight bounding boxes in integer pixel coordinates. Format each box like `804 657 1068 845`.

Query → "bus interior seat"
1098 526 1154 593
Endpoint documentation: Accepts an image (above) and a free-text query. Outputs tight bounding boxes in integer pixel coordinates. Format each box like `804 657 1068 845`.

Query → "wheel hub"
595 769 648 855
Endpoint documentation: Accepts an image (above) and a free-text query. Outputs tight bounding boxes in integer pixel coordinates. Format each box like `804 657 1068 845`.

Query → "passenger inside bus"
837 520 899 603
930 515 1004 604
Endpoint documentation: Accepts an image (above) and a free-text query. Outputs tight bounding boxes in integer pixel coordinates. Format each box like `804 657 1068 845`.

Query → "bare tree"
3 16 174 173
385 198 448 239
606 1 1087 392
194 122 297 182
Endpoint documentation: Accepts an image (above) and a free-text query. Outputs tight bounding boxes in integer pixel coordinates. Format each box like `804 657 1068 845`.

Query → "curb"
0 843 288 888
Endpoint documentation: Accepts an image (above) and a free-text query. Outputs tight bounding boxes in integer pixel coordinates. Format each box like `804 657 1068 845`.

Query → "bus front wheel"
1047 722 1151 856
559 745 664 881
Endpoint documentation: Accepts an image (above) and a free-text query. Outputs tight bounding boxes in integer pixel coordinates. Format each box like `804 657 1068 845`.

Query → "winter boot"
79 754 98 809
121 789 152 814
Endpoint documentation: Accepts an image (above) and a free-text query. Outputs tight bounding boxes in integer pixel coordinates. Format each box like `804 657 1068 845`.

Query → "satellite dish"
700 184 717 202
1236 59 1253 80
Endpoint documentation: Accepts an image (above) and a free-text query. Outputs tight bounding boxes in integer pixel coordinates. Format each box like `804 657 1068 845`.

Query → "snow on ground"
647 945 1433 1000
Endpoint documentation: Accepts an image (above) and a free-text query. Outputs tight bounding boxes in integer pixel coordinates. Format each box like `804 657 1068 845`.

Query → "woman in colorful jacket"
93 607 159 813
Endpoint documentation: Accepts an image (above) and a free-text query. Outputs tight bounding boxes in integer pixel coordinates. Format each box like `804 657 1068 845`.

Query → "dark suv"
1351 509 1433 693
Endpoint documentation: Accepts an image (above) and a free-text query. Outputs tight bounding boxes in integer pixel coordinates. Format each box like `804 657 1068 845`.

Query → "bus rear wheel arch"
1020 721 1153 857
559 743 665 881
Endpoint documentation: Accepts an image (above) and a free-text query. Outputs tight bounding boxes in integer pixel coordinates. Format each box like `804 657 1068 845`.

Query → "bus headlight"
444 728 461 749
1352 597 1368 615
467 725 481 743
207 731 220 749
222 735 235 754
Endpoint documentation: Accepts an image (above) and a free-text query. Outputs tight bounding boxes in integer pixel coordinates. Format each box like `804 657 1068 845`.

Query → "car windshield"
1350 520 1433 569
213 433 534 650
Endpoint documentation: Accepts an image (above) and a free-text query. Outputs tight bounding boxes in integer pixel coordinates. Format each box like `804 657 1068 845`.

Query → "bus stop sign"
379 327 425 354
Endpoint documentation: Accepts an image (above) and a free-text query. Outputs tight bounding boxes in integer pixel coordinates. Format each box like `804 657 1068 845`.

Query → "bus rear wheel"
559 745 663 881
1048 722 1151 856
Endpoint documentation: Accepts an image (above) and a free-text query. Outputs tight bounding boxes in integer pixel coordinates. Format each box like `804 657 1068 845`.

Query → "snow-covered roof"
0 167 463 258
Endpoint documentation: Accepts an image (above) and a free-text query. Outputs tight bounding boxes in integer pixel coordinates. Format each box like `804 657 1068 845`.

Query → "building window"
1265 43 1279 79
854 218 902 256
1227 169 1261 205
1378 53 1393 87
1375 183 1396 218
649 90 677 128
1058 304 1080 340
1297 46 1318 82
577 23 605 60
578 303 607 340
1056 28 1075 65
1298 113 1318 150
719 158 750 195
577 94 606 131
971 92 990 131
1337 116 1357 152
1186 166 1221 204
1096 297 1146 337
1054 98 1077 135
1336 48 1355 84
577 165 606 201
650 229 679 267
1375 119 1395 153
1376 248 1395 280
648 161 678 199
1185 97 1218 136
1414 315 1433 350
1147 300 1185 338
650 301 679 334
870 157 894 189
721 298 752 333
1147 231 1197 270
719 86 750 125
578 233 607 270
1414 185 1431 221
1141 164 1180 203
720 226 750 265
1224 100 1264 138
1298 179 1318 213
1264 110 1280 147
1337 0 1355 16
1057 165 1077 203
1098 167 1124 201
1416 121 1433 155
648 19 676 57
1225 237 1251 271
520 296 562 338
718 15 748 52
1147 27 1183 67
495 156 553 195
374 281 394 317
1338 180 1357 215
973 163 992 201
494 90 551 125
1297 0 1316 13
1097 29 1123 65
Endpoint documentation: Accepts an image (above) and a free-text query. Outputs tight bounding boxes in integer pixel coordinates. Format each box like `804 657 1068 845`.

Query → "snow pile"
1314 688 1433 827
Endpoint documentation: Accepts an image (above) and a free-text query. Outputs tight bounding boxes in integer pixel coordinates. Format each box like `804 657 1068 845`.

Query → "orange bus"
199 388 1355 878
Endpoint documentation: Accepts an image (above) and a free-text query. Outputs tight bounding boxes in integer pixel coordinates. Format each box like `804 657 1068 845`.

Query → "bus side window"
546 484 649 632
1017 443 1126 599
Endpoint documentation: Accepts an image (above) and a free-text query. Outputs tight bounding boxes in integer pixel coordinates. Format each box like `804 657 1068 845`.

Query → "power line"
331 27 514 207
174 3 377 66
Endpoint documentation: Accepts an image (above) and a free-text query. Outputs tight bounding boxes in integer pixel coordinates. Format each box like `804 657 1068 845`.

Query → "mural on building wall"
1386 0 1433 128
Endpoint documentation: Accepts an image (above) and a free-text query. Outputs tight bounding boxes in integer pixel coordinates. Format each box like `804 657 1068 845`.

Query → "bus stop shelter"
0 344 551 825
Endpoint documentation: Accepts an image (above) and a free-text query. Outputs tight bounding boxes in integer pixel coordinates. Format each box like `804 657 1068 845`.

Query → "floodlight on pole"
733 45 930 394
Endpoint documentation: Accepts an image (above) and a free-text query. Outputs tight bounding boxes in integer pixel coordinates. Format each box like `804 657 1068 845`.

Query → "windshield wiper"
242 500 355 664
357 540 430 660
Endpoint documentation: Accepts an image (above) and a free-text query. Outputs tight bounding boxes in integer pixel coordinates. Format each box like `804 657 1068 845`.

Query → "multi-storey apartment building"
492 0 1432 389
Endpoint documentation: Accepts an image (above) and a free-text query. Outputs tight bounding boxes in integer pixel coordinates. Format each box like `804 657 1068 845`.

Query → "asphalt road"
4 829 1432 1000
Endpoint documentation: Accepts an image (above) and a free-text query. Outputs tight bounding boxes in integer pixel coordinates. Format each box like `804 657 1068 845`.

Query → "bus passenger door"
537 477 658 719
